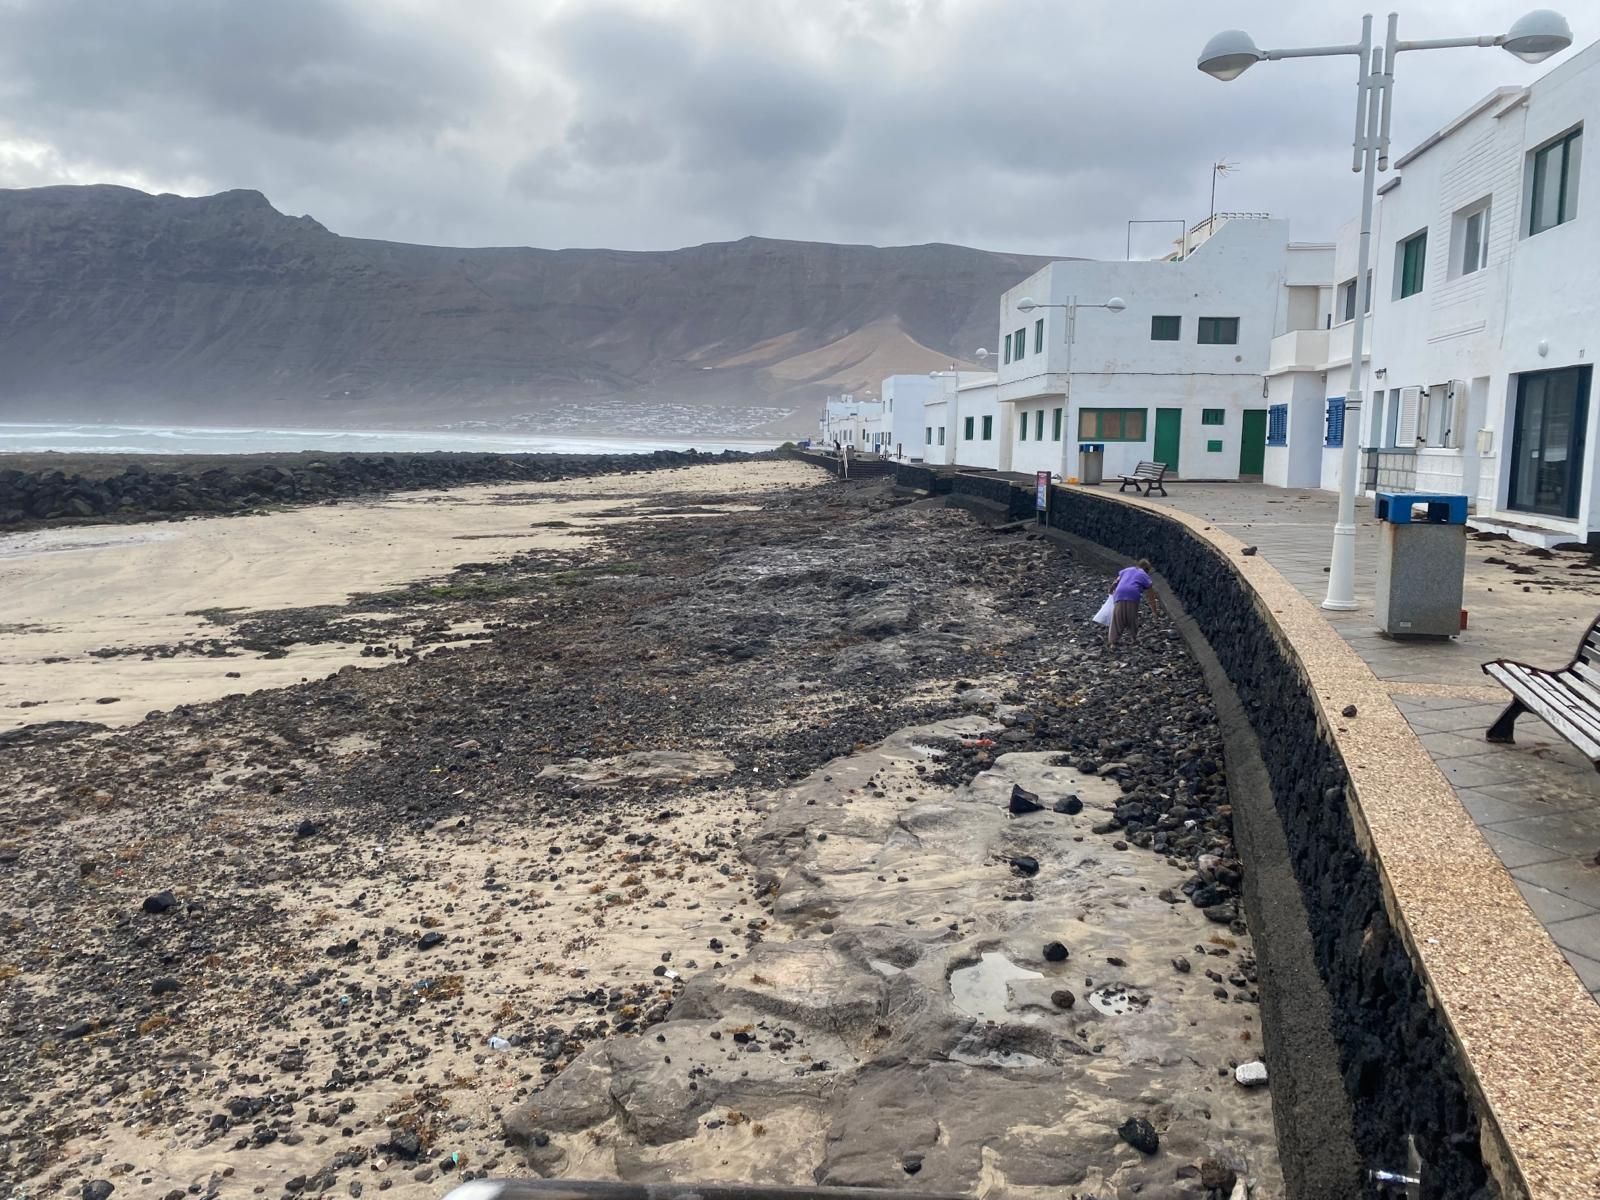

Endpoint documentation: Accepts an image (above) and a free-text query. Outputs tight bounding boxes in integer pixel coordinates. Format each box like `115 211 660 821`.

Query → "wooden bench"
1482 614 1600 769
1117 460 1170 497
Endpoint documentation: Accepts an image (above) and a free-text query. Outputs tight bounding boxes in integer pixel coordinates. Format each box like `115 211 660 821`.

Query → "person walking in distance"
1106 558 1159 648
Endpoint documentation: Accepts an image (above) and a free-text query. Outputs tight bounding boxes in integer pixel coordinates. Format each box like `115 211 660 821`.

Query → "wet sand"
0 462 818 731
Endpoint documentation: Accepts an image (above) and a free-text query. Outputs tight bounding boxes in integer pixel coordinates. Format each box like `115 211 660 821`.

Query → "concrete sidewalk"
1140 482 1600 1002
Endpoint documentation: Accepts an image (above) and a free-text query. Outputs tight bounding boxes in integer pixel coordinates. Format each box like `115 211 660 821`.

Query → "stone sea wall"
909 463 1494 1199
951 472 1036 521
0 449 758 530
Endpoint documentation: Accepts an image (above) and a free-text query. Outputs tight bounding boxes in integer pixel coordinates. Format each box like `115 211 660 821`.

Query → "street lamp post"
1017 296 1127 482
1198 8 1573 611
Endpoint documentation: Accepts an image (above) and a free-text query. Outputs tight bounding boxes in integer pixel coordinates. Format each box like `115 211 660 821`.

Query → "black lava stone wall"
0 449 755 530
949 472 1037 522
892 464 954 495
1045 483 1493 1200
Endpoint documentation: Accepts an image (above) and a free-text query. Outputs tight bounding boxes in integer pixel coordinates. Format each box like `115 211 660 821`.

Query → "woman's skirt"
1109 599 1139 643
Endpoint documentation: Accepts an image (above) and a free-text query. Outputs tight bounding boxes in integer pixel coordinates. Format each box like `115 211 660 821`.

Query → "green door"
1239 409 1268 478
1153 408 1182 475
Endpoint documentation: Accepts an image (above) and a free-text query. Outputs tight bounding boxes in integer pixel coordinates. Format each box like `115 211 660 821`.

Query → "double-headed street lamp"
1016 295 1127 481
1198 9 1572 611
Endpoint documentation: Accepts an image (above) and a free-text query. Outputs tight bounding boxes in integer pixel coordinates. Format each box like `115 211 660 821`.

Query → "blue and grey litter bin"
1374 492 1468 638
1078 443 1105 486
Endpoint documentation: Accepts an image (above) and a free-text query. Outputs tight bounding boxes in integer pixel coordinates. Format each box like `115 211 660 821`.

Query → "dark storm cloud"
0 0 1581 257
0 0 484 138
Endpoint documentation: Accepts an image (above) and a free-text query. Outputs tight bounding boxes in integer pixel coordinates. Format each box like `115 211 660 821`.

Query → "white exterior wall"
1358 87 1522 502
1300 41 1600 540
950 381 1002 470
1499 46 1600 535
993 219 1307 482
881 374 940 460
1264 371 1328 487
922 397 951 463
1009 401 1071 478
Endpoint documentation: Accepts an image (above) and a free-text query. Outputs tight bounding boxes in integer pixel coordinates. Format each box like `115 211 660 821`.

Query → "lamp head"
1198 29 1263 81
1502 9 1572 62
1105 297 1127 313
1016 297 1039 312
975 348 990 361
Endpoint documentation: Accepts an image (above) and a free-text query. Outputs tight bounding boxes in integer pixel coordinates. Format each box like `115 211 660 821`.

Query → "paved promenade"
1143 482 1600 1002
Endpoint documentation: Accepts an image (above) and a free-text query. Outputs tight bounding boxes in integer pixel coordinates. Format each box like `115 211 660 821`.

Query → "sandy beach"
0 462 816 731
0 459 1278 1199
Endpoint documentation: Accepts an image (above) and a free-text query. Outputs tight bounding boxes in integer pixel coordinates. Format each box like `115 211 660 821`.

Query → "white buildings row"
1268 39 1599 545
824 36 1600 544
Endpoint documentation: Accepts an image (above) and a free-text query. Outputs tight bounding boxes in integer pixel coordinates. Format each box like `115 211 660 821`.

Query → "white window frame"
1526 125 1582 237
1451 198 1492 278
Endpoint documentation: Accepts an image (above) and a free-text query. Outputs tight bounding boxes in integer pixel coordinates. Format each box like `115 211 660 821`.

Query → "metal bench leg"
1486 698 1526 744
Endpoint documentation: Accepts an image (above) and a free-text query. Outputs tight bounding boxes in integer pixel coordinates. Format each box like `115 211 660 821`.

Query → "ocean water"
0 422 779 458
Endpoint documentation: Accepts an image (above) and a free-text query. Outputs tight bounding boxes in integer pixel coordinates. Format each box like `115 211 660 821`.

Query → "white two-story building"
880 374 942 460
1268 39 1600 545
993 218 1334 483
923 372 1000 466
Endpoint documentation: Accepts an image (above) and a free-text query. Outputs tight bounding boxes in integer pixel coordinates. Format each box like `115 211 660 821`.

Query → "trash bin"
1374 492 1468 638
1078 443 1105 486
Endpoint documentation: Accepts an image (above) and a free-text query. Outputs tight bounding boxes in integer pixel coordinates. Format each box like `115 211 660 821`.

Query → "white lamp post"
1199 9 1572 611
1016 296 1127 481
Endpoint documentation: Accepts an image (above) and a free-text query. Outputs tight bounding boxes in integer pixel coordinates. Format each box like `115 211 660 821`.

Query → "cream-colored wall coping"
1072 485 1600 1200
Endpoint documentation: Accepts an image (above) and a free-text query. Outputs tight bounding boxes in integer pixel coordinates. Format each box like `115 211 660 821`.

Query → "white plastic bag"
1092 596 1115 626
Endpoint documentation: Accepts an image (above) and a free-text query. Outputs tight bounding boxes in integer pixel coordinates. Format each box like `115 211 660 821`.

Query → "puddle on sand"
1088 985 1141 1016
949 952 1043 1022
949 1041 1046 1069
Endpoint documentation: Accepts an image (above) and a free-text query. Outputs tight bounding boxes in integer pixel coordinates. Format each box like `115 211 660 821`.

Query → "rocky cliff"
0 186 1052 436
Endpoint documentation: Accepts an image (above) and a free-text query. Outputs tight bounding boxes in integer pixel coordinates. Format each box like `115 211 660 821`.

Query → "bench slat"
1557 666 1600 710
1485 664 1600 756
1564 660 1600 702
1484 665 1600 732
1490 664 1600 728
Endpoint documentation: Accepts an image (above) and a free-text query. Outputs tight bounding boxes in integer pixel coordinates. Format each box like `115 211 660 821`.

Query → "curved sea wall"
0 448 758 529
1043 481 1489 1198
928 466 1600 1200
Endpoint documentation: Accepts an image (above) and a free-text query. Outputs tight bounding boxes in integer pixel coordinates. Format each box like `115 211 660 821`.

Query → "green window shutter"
982 416 993 440
1052 407 1062 440
1035 410 1044 439
1019 412 1028 440
1201 409 1225 425
1150 315 1180 341
1399 232 1427 298
1034 318 1044 354
1198 317 1239 344
964 416 974 440
1003 333 1012 364
1206 439 1223 453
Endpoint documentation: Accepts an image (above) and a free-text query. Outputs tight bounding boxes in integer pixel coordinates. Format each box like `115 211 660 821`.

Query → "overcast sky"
0 0 1582 259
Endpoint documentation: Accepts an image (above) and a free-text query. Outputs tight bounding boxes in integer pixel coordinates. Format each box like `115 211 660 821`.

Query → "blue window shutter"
1325 398 1346 448
1267 405 1288 446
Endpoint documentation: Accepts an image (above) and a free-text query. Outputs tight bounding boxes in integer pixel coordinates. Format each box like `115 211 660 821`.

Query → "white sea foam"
0 422 779 457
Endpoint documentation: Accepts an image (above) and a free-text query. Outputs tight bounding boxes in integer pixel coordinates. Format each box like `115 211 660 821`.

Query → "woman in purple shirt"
1107 558 1159 647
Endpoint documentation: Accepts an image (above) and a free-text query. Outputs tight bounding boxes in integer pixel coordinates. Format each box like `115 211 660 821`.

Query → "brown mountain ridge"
0 185 1054 437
